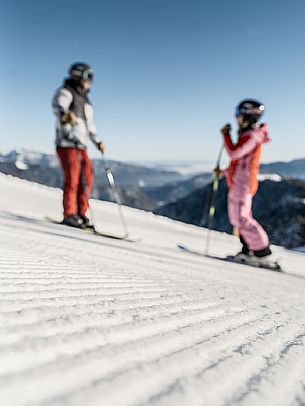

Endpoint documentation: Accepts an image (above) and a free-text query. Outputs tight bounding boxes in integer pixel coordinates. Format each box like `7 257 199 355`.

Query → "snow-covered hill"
1 173 305 406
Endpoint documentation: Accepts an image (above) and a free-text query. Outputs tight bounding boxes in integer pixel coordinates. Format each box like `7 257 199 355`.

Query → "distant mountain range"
128 160 214 175
144 173 212 205
261 158 305 179
0 149 183 186
144 157 305 207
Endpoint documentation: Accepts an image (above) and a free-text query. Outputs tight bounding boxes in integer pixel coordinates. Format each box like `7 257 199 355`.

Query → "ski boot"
226 247 282 271
79 215 94 229
62 215 85 229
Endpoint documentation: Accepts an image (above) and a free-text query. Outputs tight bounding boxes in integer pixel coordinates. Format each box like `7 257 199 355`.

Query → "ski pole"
101 152 129 238
204 144 224 255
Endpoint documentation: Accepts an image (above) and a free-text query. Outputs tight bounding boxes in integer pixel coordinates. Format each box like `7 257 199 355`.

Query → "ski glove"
96 142 106 153
213 167 224 178
60 111 76 126
220 123 231 136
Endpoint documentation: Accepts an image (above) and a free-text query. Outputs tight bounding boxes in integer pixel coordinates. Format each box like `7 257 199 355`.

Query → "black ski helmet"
69 62 94 81
235 99 265 124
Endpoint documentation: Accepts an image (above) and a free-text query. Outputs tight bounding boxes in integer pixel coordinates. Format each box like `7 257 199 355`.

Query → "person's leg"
77 149 93 218
56 147 81 218
240 235 250 255
228 192 270 255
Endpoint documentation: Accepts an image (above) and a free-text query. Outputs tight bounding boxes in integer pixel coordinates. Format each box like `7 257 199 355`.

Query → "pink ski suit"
223 124 270 251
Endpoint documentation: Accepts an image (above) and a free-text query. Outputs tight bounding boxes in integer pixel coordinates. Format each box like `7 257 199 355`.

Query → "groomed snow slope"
0 173 305 406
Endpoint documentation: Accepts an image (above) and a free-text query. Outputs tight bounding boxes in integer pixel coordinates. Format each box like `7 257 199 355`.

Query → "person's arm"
85 104 106 153
224 133 259 160
52 88 73 116
221 125 260 160
52 88 80 144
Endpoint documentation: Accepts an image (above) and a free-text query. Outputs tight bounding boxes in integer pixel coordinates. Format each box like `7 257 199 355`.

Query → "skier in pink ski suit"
220 99 272 259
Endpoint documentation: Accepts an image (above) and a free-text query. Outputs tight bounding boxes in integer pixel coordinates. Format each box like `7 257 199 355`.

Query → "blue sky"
1 0 305 163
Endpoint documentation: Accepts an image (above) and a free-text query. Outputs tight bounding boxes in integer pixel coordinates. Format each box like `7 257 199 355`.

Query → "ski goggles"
235 105 264 117
82 69 94 81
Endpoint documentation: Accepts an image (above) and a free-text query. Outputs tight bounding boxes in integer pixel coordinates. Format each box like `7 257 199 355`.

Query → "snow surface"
1 173 305 406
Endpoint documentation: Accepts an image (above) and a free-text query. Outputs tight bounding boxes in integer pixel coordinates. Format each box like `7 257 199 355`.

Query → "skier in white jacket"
52 62 105 228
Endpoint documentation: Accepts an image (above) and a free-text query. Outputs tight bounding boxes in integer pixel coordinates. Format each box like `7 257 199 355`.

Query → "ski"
177 244 283 272
45 217 140 242
83 227 141 242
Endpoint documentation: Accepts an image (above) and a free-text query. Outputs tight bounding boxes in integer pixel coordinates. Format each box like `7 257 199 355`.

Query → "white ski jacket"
52 80 102 149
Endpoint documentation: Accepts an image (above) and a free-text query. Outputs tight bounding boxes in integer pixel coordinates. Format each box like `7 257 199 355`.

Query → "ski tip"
177 244 187 250
274 263 284 272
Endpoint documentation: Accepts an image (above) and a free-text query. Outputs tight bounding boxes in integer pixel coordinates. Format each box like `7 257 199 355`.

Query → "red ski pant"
57 147 93 218
228 192 269 251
